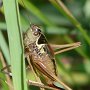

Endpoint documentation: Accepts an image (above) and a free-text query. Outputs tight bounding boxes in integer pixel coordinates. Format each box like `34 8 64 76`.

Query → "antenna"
20 0 32 26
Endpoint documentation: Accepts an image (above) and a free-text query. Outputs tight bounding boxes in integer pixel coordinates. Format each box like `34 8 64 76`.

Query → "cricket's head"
24 24 47 47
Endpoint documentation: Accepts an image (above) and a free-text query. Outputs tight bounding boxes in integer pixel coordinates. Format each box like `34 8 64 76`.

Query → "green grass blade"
3 0 27 90
0 30 10 64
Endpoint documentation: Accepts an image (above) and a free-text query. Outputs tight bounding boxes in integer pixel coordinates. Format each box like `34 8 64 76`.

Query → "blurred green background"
0 0 90 90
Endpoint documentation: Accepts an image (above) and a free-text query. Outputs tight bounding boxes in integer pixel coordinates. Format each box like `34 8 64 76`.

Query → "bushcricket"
23 24 81 90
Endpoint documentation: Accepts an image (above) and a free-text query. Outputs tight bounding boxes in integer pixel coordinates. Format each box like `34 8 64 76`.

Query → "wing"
33 60 71 90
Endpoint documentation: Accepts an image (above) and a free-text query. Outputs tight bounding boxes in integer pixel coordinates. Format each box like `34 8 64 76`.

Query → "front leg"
50 42 81 55
0 65 12 76
0 51 13 90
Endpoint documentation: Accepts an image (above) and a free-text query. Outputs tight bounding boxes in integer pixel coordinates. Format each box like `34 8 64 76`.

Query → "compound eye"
33 28 41 36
